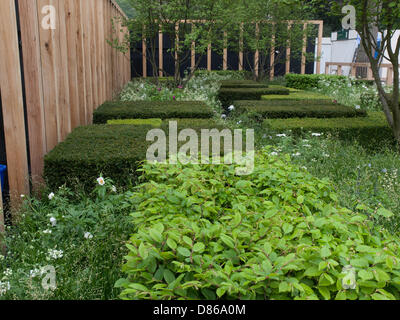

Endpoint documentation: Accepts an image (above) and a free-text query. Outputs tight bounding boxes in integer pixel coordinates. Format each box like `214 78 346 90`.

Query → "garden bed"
93 101 214 124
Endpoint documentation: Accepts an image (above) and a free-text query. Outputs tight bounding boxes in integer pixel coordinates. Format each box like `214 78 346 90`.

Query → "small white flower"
47 249 63 260
292 152 301 157
3 268 12 278
237 120 242 125
0 281 10 296
228 105 235 111
355 105 361 110
382 168 388 173
48 192 55 200
270 152 278 156
276 134 287 138
84 232 93 240
30 268 41 278
50 217 57 227
111 185 117 193
97 177 105 186
20 194 25 198
303 144 312 148
312 133 323 137
221 114 227 119
43 229 52 234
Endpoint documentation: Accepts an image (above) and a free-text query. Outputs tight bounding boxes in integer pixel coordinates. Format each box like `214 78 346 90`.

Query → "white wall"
315 30 359 75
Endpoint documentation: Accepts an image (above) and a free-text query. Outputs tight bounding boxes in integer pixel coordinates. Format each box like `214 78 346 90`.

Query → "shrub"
285 74 349 90
44 120 224 189
220 80 269 89
234 101 367 119
107 119 163 127
93 101 214 124
116 149 400 300
264 112 395 148
219 87 290 108
262 91 332 101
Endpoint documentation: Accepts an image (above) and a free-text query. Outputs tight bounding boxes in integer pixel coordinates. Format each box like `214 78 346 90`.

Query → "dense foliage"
117 150 400 300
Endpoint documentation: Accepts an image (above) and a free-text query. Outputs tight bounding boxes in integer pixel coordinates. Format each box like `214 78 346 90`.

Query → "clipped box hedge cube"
264 112 395 149
44 119 226 190
234 100 367 119
93 101 214 124
220 80 269 89
261 91 333 102
219 87 289 108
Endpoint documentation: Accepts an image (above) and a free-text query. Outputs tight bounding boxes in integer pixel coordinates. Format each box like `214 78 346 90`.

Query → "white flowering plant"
0 178 133 300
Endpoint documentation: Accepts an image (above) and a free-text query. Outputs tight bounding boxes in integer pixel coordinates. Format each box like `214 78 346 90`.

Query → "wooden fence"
141 20 323 79
325 62 395 85
0 0 131 211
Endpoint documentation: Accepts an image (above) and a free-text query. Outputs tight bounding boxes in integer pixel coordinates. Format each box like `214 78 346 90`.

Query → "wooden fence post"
316 21 324 75
301 23 307 75
285 22 292 75
0 0 30 208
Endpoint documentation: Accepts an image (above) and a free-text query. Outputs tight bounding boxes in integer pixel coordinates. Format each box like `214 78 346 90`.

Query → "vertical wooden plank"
96 0 105 105
105 0 112 98
337 65 342 76
143 26 147 78
285 23 292 75
55 0 71 141
301 23 307 75
18 0 46 186
223 31 228 71
81 0 93 123
351 65 356 77
316 21 323 75
37 0 59 151
325 63 329 75
75 0 87 125
0 0 30 205
64 0 80 129
387 67 393 85
255 23 259 77
91 0 99 110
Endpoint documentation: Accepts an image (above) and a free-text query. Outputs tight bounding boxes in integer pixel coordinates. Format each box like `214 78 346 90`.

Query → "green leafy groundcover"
233 100 366 119
93 101 214 124
117 148 400 300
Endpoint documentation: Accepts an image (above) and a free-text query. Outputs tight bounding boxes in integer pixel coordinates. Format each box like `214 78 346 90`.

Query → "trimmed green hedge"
234 100 366 119
107 119 163 127
220 80 269 88
44 119 225 189
285 74 376 90
93 101 214 124
262 91 332 101
219 87 289 107
285 74 347 90
264 112 395 147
